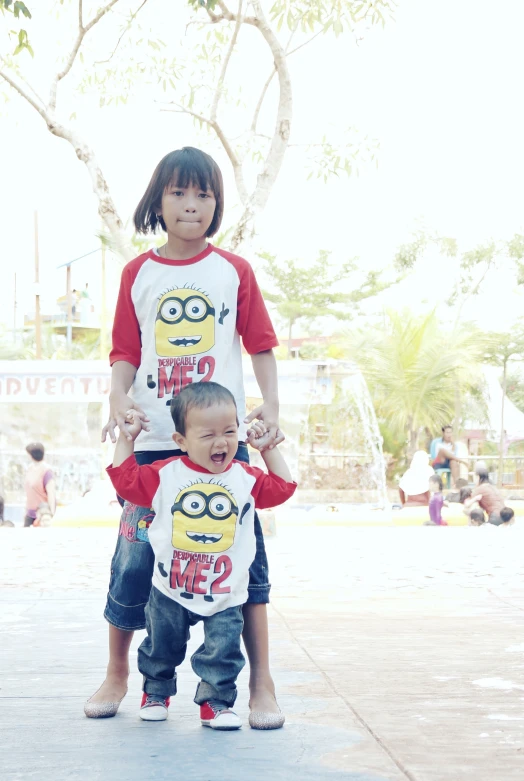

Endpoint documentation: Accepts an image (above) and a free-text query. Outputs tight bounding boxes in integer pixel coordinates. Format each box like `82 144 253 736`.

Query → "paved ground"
1 525 524 781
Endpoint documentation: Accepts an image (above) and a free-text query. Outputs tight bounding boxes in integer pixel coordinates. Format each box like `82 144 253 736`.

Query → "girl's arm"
102 360 150 444
245 350 284 451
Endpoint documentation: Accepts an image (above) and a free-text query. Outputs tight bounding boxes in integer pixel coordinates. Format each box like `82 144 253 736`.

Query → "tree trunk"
47 120 133 264
498 360 507 487
287 318 293 359
228 2 293 253
407 418 417 461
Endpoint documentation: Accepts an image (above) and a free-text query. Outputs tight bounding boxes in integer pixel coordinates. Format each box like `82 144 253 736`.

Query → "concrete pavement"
1 525 524 780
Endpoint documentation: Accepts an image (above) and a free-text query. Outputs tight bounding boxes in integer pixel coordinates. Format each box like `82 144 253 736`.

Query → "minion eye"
182 494 206 514
160 298 183 322
209 496 232 517
185 298 207 320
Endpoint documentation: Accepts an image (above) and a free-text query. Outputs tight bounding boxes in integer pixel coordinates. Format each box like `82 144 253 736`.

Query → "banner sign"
0 359 325 404
0 361 111 403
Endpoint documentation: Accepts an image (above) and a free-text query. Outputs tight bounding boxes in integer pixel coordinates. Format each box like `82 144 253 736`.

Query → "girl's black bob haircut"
134 147 224 237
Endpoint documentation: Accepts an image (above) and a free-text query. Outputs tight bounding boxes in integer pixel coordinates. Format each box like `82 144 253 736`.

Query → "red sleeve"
106 454 167 507
109 255 149 368
239 462 297 510
213 247 278 355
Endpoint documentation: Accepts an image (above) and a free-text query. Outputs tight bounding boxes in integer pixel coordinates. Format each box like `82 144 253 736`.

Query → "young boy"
469 508 486 526
107 382 296 728
490 507 515 527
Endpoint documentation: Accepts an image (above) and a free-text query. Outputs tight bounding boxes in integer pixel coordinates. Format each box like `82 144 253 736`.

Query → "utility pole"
100 233 107 360
34 211 42 359
13 272 17 342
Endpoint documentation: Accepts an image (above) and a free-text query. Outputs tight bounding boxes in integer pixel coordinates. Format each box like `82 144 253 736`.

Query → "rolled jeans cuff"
143 676 178 698
194 680 237 708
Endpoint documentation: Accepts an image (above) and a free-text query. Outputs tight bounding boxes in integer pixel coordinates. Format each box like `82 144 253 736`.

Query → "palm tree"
344 310 484 460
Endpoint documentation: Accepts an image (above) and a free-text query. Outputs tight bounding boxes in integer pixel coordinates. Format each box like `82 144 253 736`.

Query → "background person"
398 450 434 506
464 465 506 524
23 443 56 527
431 425 469 487
426 474 448 526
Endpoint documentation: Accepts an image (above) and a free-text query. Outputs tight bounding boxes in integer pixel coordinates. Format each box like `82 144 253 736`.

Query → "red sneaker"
200 699 241 730
140 692 170 721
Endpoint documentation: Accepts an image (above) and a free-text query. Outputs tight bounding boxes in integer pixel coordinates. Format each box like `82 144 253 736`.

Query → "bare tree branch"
49 0 121 111
251 27 323 134
96 0 150 65
0 66 49 121
210 0 242 123
161 101 249 204
0 56 46 109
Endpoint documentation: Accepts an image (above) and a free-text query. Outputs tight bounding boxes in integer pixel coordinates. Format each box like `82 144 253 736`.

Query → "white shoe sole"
201 717 241 730
140 707 168 722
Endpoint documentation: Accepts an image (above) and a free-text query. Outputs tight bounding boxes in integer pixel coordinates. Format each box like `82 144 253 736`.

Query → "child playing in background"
490 507 516 527
426 475 448 526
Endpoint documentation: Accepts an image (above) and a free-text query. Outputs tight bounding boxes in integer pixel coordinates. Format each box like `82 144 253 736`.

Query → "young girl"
427 475 447 526
85 147 285 728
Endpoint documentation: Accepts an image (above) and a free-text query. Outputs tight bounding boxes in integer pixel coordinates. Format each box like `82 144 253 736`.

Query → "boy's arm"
245 350 284 450
259 445 293 484
246 429 296 509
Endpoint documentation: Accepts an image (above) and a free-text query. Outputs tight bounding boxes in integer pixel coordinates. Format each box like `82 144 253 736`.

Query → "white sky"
1 0 523 333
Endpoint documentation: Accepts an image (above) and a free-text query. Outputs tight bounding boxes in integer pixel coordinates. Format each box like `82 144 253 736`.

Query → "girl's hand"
102 391 150 443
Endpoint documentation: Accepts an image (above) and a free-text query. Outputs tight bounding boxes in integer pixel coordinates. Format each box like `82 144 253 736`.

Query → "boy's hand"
102 391 150 443
247 422 272 452
120 409 145 441
244 401 284 451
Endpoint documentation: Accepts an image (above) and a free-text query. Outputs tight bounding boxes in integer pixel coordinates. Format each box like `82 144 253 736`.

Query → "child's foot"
200 699 241 730
84 674 128 718
140 693 170 721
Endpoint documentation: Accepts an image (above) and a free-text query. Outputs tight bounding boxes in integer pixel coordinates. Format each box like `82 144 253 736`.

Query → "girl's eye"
181 494 206 515
209 496 232 517
171 190 183 196
160 299 182 322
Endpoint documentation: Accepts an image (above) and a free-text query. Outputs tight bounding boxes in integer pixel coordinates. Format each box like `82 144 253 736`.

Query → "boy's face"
159 180 216 241
173 401 238 473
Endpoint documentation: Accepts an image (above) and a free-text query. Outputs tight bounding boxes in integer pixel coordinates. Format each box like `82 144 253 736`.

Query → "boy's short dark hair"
134 147 224 237
442 425 453 433
26 442 45 461
171 382 237 435
470 508 485 524
500 507 515 523
430 474 443 491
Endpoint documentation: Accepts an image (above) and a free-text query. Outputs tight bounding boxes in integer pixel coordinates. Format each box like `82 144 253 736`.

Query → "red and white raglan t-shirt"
107 455 296 617
110 245 278 451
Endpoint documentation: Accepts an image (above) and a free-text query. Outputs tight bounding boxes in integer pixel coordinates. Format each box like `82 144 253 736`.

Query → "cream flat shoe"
84 687 127 718
248 709 285 730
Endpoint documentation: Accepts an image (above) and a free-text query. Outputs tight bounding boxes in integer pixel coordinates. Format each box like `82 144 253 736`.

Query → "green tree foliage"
483 324 524 485
345 310 485 461
0 0 32 55
258 250 394 357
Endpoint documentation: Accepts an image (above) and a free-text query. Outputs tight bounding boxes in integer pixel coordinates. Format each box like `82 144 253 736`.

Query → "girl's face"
159 179 216 241
429 479 438 494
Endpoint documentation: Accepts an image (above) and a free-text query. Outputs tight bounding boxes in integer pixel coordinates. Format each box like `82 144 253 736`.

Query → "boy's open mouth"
211 453 226 464
186 531 223 544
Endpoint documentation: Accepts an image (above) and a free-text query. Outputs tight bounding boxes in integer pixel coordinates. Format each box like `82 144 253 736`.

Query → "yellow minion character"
171 482 238 553
155 287 215 357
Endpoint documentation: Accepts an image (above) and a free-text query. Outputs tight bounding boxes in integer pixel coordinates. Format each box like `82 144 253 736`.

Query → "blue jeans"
104 443 270 631
139 586 245 705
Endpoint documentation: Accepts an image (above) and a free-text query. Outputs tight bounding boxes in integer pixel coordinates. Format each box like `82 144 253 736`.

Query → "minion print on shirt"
155 287 215 357
170 481 239 553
